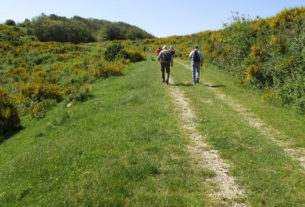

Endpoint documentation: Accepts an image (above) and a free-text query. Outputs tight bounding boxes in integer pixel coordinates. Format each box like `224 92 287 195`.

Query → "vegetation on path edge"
172 59 305 206
0 60 220 207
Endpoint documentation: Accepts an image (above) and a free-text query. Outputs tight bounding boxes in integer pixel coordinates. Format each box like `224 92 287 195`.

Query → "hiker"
158 45 173 84
156 47 162 56
169 46 175 57
189 46 203 84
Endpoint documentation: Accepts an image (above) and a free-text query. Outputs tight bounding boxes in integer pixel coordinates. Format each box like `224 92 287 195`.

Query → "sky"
1 0 305 38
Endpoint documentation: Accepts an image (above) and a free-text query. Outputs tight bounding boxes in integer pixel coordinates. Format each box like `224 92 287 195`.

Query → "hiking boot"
162 79 165 83
166 79 169 85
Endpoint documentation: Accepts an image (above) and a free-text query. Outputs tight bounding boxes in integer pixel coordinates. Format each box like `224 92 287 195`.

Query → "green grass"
172 59 305 206
201 64 305 148
2 57 304 206
0 60 219 206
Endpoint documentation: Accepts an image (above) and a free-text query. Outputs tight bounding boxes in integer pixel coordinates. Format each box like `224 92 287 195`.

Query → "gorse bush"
126 49 146 62
104 43 146 62
19 83 63 102
0 88 20 137
93 58 124 78
0 24 146 121
104 43 127 61
135 7 305 114
65 85 92 102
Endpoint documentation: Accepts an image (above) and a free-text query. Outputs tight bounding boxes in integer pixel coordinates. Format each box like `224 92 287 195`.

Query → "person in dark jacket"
157 45 173 84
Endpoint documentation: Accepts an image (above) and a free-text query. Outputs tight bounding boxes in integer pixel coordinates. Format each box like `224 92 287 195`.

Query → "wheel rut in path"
168 77 246 207
176 60 305 169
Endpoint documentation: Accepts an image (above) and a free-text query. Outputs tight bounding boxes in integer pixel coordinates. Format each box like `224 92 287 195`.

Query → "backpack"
170 48 175 56
193 50 201 63
162 50 172 62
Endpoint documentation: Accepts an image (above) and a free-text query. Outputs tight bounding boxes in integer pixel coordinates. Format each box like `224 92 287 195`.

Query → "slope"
0 60 220 206
171 59 305 206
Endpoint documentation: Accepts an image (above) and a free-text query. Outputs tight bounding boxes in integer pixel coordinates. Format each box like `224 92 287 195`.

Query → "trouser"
161 62 170 82
192 62 200 83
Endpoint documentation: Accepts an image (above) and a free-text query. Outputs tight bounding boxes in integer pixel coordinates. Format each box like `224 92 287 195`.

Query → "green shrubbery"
104 43 127 61
104 43 146 62
0 88 20 138
126 49 146 62
0 25 146 121
136 7 305 114
5 19 16 26
19 82 63 102
65 85 92 102
19 14 154 43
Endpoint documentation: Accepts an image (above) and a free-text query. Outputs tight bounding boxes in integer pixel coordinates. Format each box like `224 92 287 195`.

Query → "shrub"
30 101 49 118
104 43 128 61
19 83 63 102
66 85 92 102
92 58 124 78
0 88 20 137
126 49 146 62
5 19 16 26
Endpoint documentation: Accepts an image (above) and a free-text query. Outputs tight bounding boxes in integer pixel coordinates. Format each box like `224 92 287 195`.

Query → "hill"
1 7 305 207
4 14 155 43
138 7 305 116
1 57 305 206
0 24 146 138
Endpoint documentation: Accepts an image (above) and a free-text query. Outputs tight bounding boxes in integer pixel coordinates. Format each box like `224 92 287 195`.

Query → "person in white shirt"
189 46 203 84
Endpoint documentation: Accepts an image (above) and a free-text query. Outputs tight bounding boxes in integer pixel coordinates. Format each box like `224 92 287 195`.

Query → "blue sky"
1 0 305 37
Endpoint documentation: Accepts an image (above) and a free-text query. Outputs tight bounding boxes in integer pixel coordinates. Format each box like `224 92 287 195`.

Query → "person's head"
162 45 167 50
194 46 199 50
158 47 161 49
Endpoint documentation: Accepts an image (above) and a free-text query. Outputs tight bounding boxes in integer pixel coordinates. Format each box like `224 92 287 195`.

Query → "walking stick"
198 63 201 83
200 59 203 83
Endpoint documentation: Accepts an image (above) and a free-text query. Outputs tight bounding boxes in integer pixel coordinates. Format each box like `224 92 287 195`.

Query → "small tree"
104 43 128 61
5 19 16 26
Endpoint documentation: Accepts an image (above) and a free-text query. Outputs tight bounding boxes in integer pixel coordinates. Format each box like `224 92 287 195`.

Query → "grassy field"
0 59 220 207
172 59 305 206
1 57 305 206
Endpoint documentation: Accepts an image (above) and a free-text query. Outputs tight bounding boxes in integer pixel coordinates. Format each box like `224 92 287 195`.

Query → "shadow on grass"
205 84 226 88
169 82 226 88
170 83 193 87
0 126 24 144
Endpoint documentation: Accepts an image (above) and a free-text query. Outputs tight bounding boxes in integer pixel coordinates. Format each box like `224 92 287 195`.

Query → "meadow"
1 6 305 207
0 25 145 138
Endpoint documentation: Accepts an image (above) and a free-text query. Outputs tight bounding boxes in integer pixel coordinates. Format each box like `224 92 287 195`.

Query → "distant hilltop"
2 13 155 43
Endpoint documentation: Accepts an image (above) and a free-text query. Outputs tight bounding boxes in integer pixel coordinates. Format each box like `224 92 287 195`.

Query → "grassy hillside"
1 6 305 207
0 24 145 138
0 60 220 207
171 59 305 206
1 57 305 206
137 7 305 116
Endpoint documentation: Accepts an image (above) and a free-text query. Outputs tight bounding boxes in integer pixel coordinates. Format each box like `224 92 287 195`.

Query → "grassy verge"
177 59 305 147
0 60 219 206
171 60 305 206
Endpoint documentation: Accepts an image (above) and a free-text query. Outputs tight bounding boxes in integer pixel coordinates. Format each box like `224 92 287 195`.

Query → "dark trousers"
161 62 170 82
